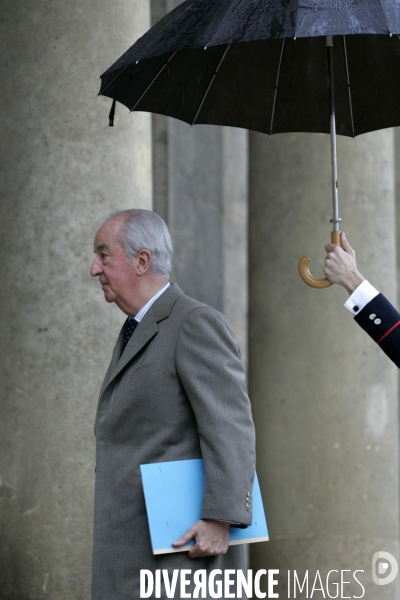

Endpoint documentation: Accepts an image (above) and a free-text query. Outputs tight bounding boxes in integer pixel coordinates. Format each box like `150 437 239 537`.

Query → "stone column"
0 1 152 598
249 130 399 597
221 127 249 364
152 116 249 357
155 117 249 359
151 0 249 356
151 0 169 225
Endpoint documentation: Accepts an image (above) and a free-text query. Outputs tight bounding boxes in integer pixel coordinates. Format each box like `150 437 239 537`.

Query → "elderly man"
90 209 256 599
324 231 400 367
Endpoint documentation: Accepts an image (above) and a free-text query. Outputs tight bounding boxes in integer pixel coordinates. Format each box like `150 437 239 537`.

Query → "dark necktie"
122 318 138 352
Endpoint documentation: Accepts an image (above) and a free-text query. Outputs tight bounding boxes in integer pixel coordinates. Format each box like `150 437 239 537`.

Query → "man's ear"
136 249 151 275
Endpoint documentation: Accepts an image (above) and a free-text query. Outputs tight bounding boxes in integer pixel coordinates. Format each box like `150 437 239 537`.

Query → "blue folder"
140 458 269 555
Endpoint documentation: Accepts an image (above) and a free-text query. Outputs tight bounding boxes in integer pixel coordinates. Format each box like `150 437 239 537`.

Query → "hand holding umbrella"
324 232 365 293
324 231 400 368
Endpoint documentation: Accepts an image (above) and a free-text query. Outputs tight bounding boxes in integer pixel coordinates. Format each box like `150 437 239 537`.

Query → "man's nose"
90 256 102 277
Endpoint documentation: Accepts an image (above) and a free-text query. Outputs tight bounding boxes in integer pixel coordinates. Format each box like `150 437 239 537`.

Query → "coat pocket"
126 359 162 382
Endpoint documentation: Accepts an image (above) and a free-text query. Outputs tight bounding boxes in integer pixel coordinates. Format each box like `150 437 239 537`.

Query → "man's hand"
173 519 230 558
324 232 365 294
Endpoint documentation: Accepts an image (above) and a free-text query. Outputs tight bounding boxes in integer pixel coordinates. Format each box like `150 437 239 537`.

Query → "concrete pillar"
152 116 249 357
221 127 249 364
155 118 248 358
151 1 169 223
0 1 152 598
151 0 249 356
249 130 399 597
166 124 224 305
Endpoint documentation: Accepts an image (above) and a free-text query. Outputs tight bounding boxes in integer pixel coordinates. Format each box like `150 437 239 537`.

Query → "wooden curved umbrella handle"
298 231 341 288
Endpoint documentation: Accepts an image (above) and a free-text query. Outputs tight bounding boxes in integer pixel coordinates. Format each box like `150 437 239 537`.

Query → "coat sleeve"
354 293 400 367
175 305 256 527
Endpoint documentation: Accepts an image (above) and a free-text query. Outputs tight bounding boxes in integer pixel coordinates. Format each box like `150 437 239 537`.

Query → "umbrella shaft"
327 37 341 232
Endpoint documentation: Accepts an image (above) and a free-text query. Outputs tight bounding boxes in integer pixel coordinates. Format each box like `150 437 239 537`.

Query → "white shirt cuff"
344 280 379 315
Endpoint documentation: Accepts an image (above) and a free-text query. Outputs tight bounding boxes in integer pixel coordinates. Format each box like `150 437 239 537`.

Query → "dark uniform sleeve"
354 293 400 367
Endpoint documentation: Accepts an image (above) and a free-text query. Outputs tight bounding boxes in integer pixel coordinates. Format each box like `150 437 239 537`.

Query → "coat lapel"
97 322 126 398
108 316 158 384
101 283 184 393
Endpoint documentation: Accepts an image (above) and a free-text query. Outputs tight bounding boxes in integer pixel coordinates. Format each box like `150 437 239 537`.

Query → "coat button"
374 318 381 325
369 314 376 320
245 502 250 508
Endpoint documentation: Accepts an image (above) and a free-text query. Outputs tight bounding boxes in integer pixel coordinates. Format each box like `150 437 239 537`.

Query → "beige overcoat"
92 283 256 599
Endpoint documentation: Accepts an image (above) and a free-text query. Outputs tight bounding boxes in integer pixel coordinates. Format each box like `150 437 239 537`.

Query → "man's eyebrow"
95 243 110 251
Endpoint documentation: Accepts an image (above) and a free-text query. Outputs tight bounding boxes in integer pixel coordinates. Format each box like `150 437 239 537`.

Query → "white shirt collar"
133 282 171 322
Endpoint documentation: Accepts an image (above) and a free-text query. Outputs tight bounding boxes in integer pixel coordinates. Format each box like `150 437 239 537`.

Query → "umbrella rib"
192 45 231 125
342 36 355 138
99 65 129 96
130 53 177 112
269 39 286 135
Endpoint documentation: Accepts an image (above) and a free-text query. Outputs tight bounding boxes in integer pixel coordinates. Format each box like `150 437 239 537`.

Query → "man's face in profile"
90 217 138 311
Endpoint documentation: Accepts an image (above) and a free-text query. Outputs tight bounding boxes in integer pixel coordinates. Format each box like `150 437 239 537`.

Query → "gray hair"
106 209 173 276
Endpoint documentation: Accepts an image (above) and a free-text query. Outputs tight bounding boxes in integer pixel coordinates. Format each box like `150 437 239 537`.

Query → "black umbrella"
99 0 400 288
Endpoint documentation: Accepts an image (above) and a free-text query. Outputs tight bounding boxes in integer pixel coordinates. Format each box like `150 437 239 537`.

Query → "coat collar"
151 282 184 323
103 283 184 390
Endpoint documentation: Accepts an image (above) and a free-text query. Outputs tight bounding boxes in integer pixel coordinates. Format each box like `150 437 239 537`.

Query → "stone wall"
249 129 399 598
0 1 152 598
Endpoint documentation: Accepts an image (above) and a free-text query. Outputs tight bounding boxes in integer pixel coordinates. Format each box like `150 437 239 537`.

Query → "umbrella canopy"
99 0 400 137
99 0 400 288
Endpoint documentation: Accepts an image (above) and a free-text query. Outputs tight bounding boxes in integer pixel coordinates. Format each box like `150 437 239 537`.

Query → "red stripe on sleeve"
377 320 400 345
